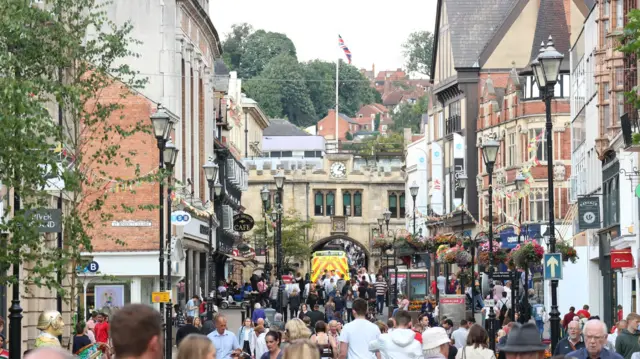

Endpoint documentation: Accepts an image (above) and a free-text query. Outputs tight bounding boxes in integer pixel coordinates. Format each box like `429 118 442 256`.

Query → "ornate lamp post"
383 208 398 314
531 36 564 352
409 181 419 235
203 160 219 316
512 173 526 320
480 138 500 350
260 185 271 280
150 106 173 351
457 172 467 294
163 139 178 359
273 171 286 317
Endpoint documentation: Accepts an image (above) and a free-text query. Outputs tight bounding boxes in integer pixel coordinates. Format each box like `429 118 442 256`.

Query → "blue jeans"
376 295 385 314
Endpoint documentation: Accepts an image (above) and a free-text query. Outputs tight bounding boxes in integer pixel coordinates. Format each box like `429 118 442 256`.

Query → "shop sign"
611 248 634 269
499 224 540 249
389 273 407 279
26 208 62 233
578 197 601 230
233 213 255 232
171 210 191 226
410 273 427 278
439 295 466 326
151 291 171 303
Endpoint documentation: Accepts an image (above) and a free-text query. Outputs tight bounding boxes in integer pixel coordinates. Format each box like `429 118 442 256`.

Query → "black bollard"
241 310 246 325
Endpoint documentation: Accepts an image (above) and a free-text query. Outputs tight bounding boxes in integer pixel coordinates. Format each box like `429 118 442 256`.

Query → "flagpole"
335 58 339 142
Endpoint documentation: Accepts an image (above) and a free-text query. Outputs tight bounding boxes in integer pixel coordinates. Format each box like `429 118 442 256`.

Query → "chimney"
372 63 375 77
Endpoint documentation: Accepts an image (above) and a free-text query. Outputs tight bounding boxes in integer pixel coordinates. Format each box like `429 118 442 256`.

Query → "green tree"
245 54 316 126
222 22 253 70
391 95 429 133
239 30 297 78
402 30 434 77
619 10 640 111
302 60 335 118
346 132 405 157
345 132 353 140
0 0 155 315
253 210 315 267
337 61 378 116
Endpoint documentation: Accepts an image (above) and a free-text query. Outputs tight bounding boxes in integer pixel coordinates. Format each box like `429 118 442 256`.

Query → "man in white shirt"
504 281 512 302
369 310 422 358
339 298 381 359
451 320 470 349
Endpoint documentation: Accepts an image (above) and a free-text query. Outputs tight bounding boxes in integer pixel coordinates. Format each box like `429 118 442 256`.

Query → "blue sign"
87 261 99 273
543 253 563 280
419 157 425 163
499 224 541 249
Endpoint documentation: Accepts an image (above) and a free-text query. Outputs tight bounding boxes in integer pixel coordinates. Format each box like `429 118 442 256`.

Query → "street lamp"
203 160 219 316
377 217 384 232
457 172 468 293
260 185 271 279
163 139 178 359
480 138 500 351
273 171 286 319
409 181 419 235
383 209 391 231
531 35 564 352
150 106 172 353
512 172 526 321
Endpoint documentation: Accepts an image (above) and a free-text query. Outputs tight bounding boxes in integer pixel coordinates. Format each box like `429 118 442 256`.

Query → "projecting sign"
543 253 563 280
578 196 601 230
233 213 255 232
27 208 62 233
171 211 192 226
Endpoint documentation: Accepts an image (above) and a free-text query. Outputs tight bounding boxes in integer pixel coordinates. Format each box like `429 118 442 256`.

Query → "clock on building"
330 162 347 178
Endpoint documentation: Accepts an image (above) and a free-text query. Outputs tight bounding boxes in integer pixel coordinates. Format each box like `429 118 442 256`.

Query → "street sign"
578 196 601 230
171 211 191 226
484 299 496 308
492 271 513 280
151 291 171 303
87 261 99 273
26 208 62 233
544 253 563 280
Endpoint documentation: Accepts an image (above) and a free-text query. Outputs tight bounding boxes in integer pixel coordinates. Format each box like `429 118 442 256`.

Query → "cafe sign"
233 213 255 232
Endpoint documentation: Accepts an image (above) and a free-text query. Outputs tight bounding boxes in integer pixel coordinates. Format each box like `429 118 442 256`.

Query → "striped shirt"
374 281 387 296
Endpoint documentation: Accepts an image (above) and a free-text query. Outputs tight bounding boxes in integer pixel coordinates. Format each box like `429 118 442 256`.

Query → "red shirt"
562 312 577 328
618 309 623 322
94 322 110 343
576 309 591 319
413 331 423 344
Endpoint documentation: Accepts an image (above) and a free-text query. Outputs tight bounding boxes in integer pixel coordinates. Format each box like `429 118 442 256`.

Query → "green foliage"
633 133 640 145
0 0 156 302
402 30 434 76
245 54 316 126
345 132 353 140
345 132 405 157
253 210 315 267
619 10 640 112
239 30 297 78
391 95 429 133
374 114 381 131
221 23 253 70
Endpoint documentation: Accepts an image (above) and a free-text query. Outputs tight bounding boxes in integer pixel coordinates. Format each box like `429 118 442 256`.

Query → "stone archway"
311 235 371 271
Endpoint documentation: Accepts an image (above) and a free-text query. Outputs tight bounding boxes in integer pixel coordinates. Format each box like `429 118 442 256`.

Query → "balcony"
445 115 461 135
621 112 640 152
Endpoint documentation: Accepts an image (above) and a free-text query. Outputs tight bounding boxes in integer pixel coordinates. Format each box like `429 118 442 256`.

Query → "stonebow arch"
311 235 371 271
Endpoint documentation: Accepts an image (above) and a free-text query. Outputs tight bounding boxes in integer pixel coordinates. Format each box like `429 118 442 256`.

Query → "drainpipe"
244 112 248 158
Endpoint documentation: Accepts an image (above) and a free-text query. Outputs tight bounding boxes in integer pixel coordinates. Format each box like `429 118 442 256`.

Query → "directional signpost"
544 253 563 280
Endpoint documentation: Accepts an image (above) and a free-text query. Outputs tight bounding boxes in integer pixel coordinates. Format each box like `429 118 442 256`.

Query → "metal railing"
445 115 461 135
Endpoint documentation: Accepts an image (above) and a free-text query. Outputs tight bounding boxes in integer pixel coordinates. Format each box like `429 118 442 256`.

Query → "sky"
209 0 437 75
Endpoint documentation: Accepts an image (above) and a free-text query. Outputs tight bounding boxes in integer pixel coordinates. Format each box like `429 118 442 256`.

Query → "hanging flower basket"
425 234 457 253
456 268 479 287
477 241 507 266
373 238 392 250
438 245 472 266
406 234 428 252
510 240 545 269
556 241 578 263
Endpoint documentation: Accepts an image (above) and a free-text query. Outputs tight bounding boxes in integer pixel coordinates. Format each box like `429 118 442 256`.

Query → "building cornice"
178 0 222 58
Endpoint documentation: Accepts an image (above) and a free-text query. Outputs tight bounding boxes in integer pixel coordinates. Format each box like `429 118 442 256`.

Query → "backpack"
499 299 509 322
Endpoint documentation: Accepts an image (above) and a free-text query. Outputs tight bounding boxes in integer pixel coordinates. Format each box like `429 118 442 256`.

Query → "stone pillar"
194 250 201 298
184 43 194 185
130 277 142 304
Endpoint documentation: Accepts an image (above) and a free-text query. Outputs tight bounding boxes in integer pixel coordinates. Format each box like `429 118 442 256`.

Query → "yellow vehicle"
311 250 351 283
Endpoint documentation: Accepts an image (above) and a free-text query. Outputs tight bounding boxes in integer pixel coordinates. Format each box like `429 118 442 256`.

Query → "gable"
433 1 456 85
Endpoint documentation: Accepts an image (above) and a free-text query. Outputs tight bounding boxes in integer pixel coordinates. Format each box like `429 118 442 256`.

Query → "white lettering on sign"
614 258 631 263
111 220 152 227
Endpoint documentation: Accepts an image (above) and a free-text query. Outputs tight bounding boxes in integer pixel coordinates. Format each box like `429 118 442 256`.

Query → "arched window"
314 192 324 216
326 192 335 216
353 192 362 217
399 192 406 218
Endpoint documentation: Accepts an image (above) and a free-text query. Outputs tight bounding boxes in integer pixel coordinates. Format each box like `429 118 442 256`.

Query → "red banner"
611 248 634 269
410 273 427 278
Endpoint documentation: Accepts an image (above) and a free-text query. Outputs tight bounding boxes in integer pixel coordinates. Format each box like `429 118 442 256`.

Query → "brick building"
317 109 360 141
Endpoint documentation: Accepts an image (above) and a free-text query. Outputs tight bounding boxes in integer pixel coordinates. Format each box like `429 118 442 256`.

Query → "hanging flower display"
406 234 429 252
456 268 479 287
425 234 457 253
477 241 508 266
556 241 578 263
510 240 545 269
373 238 392 250
438 245 472 266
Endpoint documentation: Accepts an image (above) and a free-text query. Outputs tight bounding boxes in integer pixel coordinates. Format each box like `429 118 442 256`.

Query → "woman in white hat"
423 327 452 359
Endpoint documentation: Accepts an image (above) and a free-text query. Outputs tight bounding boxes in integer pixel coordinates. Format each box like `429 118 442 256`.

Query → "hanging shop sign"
233 213 255 232
578 196 601 230
611 248 634 269
171 210 192 226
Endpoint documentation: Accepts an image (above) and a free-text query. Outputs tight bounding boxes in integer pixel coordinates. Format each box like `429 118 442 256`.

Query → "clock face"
330 162 347 178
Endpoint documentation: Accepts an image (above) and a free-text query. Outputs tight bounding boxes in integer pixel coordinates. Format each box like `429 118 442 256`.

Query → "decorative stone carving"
553 162 566 181
34 310 64 348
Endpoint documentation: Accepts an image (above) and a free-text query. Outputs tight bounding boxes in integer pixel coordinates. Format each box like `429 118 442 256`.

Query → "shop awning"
611 248 634 269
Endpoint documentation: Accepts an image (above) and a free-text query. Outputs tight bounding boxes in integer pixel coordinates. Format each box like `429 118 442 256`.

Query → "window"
388 191 406 219
507 132 517 166
448 101 461 117
603 105 611 130
304 151 323 158
528 129 548 161
508 198 519 220
616 68 624 88
617 92 625 119
604 175 620 226
354 192 362 217
314 192 324 215
616 0 623 28
604 82 610 101
343 191 352 216
528 191 549 222
326 192 335 216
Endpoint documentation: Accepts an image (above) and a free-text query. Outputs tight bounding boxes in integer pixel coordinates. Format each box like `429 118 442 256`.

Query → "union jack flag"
339 35 352 64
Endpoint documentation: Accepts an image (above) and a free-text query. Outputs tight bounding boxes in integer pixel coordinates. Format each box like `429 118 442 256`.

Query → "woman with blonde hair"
284 318 311 341
193 316 202 330
177 334 215 359
283 339 320 359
